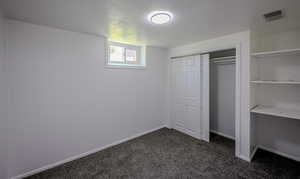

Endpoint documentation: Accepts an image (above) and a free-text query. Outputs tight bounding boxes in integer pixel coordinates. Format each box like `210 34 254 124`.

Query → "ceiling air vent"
263 10 284 22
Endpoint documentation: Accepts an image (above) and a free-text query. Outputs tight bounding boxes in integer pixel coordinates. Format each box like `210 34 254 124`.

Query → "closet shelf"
251 105 300 121
250 80 300 85
251 48 300 58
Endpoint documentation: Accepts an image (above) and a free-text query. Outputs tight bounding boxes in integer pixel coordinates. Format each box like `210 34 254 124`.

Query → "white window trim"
106 41 146 69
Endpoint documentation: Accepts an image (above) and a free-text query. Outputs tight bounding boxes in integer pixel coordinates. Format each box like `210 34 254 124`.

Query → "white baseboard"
210 131 251 162
257 145 300 162
173 126 202 140
250 146 259 161
11 125 167 179
238 145 300 163
210 130 235 140
237 154 251 162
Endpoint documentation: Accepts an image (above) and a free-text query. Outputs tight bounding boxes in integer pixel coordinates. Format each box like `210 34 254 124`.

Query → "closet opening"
170 46 241 158
209 49 236 152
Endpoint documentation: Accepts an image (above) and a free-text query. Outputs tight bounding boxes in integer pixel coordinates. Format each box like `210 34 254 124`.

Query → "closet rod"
213 60 236 64
210 56 236 61
212 56 236 64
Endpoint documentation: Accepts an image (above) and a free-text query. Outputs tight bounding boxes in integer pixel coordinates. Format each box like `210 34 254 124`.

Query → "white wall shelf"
251 105 300 121
250 80 300 85
250 47 300 162
252 48 300 58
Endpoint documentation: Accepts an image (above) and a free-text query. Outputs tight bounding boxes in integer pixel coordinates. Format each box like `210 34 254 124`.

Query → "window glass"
107 41 144 68
125 49 137 62
110 46 124 62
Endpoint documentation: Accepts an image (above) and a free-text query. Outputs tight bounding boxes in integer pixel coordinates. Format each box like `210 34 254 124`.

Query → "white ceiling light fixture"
148 11 173 25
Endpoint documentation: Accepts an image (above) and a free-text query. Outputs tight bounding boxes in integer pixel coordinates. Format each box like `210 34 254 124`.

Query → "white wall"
255 115 300 161
169 31 251 161
252 28 300 52
5 19 168 178
0 8 8 179
210 63 236 139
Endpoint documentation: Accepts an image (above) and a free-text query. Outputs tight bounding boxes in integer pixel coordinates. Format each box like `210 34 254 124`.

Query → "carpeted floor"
27 128 300 179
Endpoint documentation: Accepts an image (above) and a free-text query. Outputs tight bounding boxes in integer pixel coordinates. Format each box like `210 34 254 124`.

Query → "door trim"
202 54 210 142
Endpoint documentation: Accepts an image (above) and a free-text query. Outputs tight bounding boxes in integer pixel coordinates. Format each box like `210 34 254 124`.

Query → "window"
109 45 124 63
107 41 145 68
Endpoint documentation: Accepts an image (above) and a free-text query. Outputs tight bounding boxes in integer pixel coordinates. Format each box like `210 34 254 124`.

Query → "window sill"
105 64 146 70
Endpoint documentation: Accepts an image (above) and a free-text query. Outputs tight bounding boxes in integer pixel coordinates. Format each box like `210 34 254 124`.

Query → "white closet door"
171 54 210 141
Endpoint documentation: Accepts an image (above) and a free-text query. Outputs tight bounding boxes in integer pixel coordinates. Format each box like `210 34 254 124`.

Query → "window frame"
106 41 146 69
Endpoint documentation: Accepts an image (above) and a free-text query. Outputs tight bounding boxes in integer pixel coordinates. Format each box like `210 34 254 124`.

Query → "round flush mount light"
148 11 173 25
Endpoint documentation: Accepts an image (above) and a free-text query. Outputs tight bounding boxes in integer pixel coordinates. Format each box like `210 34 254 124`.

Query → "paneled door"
171 54 210 141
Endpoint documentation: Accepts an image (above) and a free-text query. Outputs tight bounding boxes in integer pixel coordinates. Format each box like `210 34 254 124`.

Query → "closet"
170 49 237 143
209 49 236 140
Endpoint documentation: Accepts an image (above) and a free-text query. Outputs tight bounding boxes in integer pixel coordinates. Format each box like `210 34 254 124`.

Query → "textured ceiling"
2 0 300 47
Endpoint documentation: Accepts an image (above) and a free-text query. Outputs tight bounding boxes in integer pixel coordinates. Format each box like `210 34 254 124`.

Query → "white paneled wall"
5 20 168 178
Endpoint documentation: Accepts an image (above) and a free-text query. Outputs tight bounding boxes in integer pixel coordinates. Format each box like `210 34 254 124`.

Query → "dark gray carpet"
26 128 300 179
